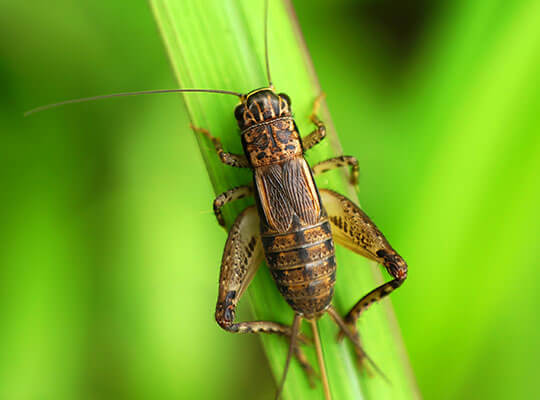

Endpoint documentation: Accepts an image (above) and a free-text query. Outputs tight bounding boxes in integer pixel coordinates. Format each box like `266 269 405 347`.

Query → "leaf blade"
149 1 419 398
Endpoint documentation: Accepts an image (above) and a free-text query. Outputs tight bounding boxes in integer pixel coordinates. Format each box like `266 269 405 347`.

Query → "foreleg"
302 93 327 151
192 125 250 168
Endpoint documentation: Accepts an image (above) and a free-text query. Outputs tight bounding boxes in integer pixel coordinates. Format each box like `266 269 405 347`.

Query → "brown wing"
256 163 291 232
255 158 321 232
282 159 320 226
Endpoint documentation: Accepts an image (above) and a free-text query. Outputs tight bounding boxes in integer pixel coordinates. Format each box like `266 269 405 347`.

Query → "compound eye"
278 93 291 106
234 104 245 121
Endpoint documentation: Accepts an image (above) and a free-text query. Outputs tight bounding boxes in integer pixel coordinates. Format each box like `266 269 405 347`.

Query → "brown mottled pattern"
242 117 302 168
212 89 408 379
233 90 337 318
303 225 331 244
263 224 329 253
267 241 333 268
264 232 297 252
262 219 336 319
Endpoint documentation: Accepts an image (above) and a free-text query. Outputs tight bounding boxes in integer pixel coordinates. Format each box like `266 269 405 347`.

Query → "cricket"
25 1 408 399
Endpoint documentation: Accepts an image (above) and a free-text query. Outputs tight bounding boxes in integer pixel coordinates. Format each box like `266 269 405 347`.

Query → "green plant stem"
149 0 419 398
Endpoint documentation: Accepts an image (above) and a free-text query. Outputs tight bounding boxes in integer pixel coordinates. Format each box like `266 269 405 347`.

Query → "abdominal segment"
261 218 336 319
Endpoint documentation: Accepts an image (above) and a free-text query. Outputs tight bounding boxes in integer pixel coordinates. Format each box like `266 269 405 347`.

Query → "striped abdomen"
261 217 336 319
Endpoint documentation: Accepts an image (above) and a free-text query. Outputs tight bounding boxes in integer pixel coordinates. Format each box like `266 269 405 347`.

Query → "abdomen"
261 217 336 319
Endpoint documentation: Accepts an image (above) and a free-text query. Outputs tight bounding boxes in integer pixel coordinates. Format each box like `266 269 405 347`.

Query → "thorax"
241 117 303 168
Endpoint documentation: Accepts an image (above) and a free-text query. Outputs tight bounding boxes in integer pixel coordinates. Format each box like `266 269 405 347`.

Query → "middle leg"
213 185 253 227
327 306 389 381
320 189 407 365
312 155 359 185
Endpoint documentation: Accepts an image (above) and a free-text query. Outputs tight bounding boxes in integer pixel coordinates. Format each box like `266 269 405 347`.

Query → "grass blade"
149 0 419 398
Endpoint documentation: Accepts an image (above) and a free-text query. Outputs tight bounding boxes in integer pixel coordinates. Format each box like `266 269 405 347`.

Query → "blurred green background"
2 0 539 399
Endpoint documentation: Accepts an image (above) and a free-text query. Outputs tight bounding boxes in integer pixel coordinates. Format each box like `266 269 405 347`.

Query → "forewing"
282 158 320 226
255 164 293 232
256 159 321 232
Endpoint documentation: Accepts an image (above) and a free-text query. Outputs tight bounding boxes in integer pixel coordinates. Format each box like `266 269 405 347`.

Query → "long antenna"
275 313 301 400
311 320 332 400
24 88 242 116
264 0 273 88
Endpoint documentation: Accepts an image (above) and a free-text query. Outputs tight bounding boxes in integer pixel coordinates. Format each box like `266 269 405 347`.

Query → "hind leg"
327 306 389 382
320 189 407 367
216 207 315 380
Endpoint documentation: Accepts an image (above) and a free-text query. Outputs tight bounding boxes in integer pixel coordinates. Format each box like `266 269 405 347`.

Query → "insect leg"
326 306 366 368
191 125 250 168
320 189 407 361
327 306 390 382
213 185 253 227
312 155 359 185
293 343 318 387
303 93 327 151
216 206 313 372
275 313 302 400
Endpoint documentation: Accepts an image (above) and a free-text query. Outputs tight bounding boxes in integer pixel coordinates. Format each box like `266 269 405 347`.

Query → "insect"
26 1 408 399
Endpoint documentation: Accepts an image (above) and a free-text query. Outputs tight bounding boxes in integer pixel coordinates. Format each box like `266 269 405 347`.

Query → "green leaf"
149 0 419 398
